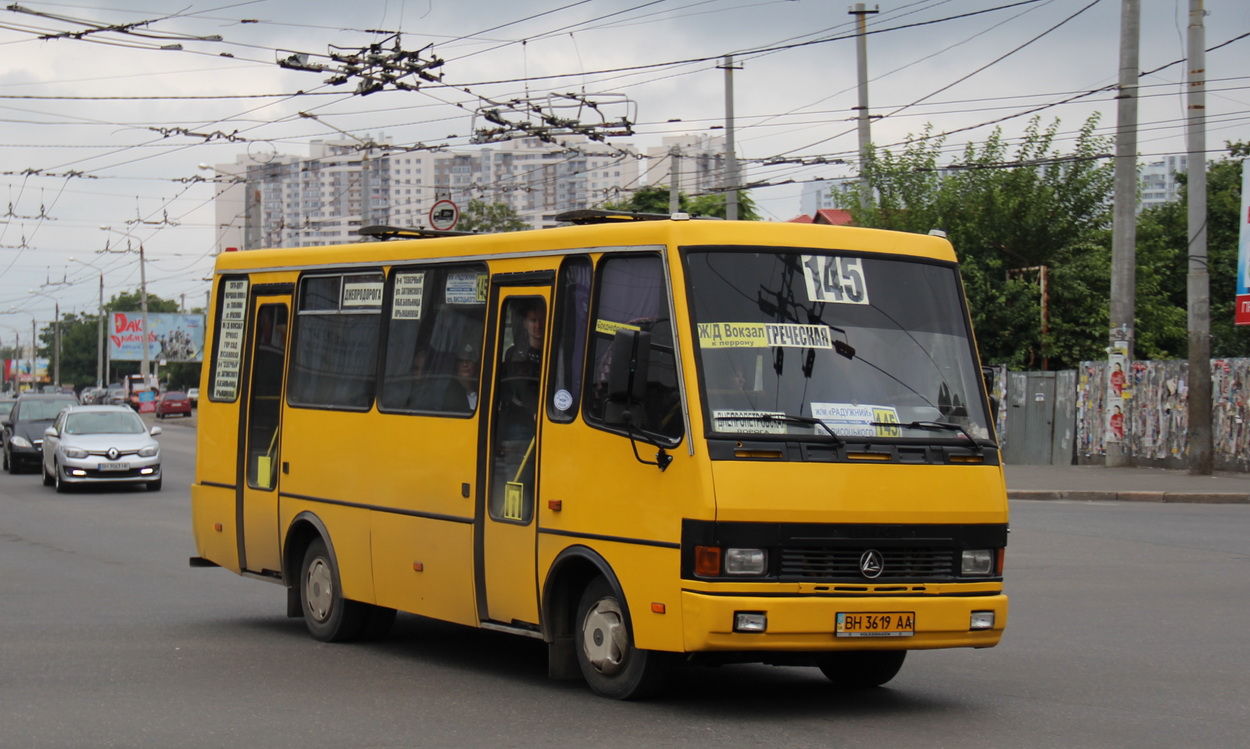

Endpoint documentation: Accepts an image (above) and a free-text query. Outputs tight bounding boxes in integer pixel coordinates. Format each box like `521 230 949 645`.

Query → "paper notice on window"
801 255 870 305
212 278 248 401
392 272 425 320
712 410 787 434
342 279 384 308
446 271 487 305
811 402 900 437
697 322 833 349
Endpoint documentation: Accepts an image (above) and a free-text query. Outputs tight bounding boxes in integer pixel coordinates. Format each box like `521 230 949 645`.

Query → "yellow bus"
190 210 1008 699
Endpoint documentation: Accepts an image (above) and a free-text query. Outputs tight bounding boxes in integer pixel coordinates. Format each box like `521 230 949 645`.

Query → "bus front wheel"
574 577 668 700
300 537 367 642
817 650 907 688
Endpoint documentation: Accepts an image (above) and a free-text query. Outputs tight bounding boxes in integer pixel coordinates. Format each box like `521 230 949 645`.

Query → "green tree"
1135 141 1248 358
838 116 1118 369
605 185 675 214
457 200 530 233
687 190 760 220
606 186 761 220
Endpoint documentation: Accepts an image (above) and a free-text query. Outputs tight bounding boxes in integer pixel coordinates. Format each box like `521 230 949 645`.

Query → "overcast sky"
0 0 1246 336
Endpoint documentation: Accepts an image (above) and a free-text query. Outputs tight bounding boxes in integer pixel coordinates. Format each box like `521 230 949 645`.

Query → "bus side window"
582 255 683 444
547 255 591 423
288 273 382 411
379 264 487 415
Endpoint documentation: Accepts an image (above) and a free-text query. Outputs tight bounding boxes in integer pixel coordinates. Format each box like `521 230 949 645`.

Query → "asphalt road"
1 421 1247 748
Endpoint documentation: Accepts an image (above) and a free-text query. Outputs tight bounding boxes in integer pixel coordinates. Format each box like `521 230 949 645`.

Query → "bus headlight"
734 612 767 632
970 610 996 630
961 549 994 576
724 548 768 576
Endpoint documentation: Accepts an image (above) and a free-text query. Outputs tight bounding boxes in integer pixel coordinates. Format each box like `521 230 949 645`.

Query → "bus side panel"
279 408 479 610
537 425 715 654
371 514 476 626
280 499 375 604
368 414 479 624
191 483 240 572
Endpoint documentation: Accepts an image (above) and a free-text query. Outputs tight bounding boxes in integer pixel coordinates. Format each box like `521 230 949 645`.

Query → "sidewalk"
1006 463 1250 504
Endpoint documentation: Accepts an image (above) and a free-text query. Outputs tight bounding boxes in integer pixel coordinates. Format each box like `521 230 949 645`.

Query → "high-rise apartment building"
204 136 642 252
1139 155 1187 212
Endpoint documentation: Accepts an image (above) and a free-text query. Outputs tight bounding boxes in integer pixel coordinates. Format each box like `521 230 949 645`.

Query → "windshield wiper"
870 420 992 454
717 413 844 447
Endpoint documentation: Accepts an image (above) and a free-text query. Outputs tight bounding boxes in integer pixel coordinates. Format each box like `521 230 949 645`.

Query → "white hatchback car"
41 405 162 493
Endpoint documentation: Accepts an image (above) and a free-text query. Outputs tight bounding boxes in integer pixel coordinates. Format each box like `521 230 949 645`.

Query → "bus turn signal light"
695 545 722 577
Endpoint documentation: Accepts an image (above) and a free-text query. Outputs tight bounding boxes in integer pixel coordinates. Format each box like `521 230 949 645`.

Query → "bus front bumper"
680 589 1007 652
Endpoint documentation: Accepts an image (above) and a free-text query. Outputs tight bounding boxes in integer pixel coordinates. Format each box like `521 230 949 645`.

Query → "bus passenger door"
240 301 290 576
479 289 550 627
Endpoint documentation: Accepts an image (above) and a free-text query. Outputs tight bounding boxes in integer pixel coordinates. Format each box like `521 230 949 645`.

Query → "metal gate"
1002 370 1075 465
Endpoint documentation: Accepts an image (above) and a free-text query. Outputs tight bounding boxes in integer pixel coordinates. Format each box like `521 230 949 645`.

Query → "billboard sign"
4 358 50 383
109 312 206 362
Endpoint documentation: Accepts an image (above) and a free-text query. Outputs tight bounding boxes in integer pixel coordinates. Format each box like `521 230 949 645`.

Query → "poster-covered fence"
999 358 1250 470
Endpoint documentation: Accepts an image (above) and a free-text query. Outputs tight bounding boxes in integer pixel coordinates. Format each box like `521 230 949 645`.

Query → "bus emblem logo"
859 550 884 579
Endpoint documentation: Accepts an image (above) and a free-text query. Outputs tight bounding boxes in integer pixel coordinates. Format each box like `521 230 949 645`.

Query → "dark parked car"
3 393 80 473
155 391 192 419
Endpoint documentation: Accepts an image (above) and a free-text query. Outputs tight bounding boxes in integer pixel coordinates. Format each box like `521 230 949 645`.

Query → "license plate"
836 611 915 637
98 462 129 472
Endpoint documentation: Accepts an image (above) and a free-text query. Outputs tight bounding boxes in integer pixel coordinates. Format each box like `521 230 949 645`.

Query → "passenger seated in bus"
499 300 544 436
440 342 479 412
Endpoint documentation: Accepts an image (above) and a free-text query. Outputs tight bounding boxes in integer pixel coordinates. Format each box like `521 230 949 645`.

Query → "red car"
155 391 192 419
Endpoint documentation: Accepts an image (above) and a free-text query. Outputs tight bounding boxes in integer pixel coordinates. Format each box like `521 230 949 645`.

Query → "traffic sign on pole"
429 200 460 231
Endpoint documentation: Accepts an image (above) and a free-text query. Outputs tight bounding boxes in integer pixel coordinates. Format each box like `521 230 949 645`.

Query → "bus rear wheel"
574 577 668 700
817 650 907 688
300 537 368 642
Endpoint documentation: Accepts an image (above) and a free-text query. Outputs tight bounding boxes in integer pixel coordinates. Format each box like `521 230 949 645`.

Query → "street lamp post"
28 290 61 389
68 257 106 389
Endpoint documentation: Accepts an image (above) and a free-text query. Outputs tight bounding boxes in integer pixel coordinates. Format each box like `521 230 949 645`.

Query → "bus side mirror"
981 365 995 393
981 365 1000 423
604 329 651 427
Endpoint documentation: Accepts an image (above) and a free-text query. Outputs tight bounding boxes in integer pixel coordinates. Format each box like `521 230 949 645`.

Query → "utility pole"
97 273 104 388
244 166 259 251
53 302 59 388
1186 0 1212 474
29 318 35 392
721 54 741 221
139 244 151 391
668 146 682 214
850 3 879 210
1106 0 1140 468
361 147 372 230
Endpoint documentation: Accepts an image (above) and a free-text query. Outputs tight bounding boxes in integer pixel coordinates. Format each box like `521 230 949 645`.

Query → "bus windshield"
684 247 991 443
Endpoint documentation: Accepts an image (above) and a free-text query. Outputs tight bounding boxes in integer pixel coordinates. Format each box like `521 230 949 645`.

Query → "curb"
1009 490 1249 505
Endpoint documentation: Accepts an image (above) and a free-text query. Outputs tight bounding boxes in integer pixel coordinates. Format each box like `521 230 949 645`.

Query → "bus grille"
779 547 955 580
